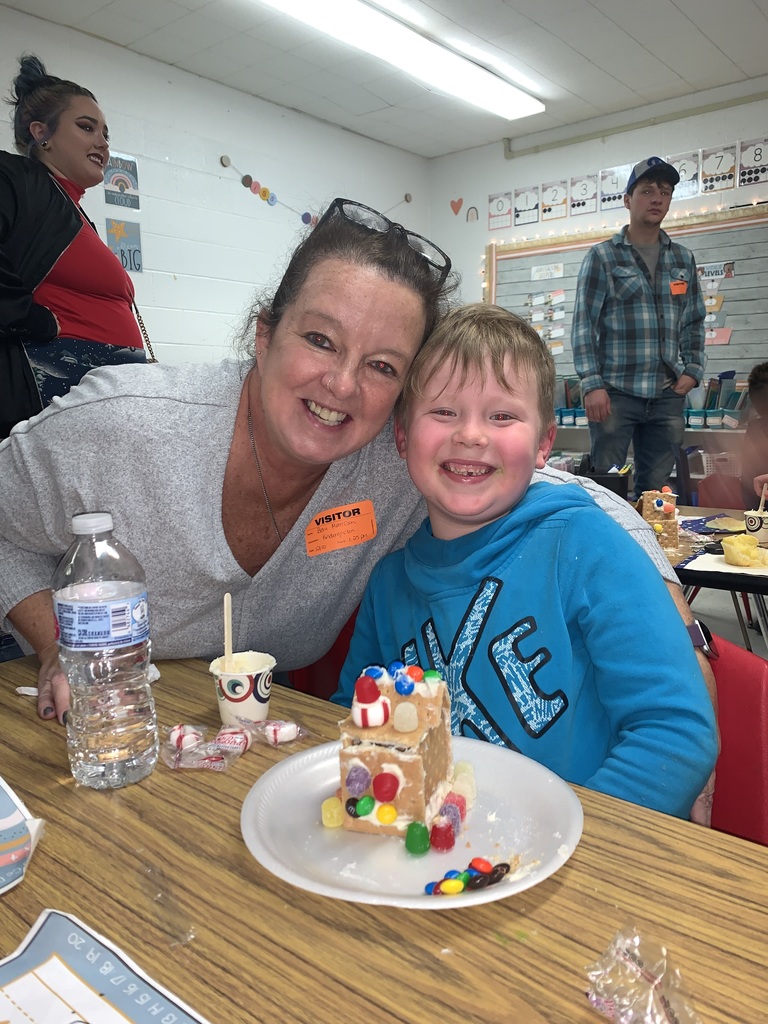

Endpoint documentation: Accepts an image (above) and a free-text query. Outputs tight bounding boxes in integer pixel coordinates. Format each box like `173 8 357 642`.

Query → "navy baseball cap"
625 156 680 193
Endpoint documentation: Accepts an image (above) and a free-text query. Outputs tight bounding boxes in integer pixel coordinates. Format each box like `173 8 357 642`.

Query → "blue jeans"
588 387 686 497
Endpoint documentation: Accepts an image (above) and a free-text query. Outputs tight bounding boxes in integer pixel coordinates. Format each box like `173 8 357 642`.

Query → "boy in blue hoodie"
333 303 717 819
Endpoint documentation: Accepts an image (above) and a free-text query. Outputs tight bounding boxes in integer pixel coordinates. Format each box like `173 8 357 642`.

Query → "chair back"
697 473 745 510
710 634 768 845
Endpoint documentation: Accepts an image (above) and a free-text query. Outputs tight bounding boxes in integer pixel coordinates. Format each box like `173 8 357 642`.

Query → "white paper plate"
240 737 583 909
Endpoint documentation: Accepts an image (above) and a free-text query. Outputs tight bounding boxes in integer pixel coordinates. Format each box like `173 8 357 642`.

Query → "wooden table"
676 505 768 650
1 657 766 1024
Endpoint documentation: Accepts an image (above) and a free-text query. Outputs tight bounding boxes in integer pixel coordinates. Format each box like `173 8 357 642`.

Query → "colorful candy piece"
439 877 465 895
212 726 252 754
345 764 371 797
356 794 375 817
438 801 462 837
345 797 360 818
406 665 424 681
489 862 511 884
393 701 419 732
321 796 344 828
429 816 455 851
387 659 405 676
466 872 490 890
469 856 493 874
372 771 399 802
351 674 390 728
376 803 398 825
168 724 203 750
394 675 414 696
443 791 467 821
405 821 430 855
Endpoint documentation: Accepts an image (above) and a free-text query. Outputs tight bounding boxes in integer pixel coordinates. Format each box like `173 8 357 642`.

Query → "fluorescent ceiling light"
255 0 545 121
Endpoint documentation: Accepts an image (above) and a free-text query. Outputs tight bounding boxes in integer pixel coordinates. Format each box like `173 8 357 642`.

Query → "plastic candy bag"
248 719 308 747
160 724 241 772
586 924 703 1023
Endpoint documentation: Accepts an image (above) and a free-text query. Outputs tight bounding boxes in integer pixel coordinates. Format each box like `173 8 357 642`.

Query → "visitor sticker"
305 500 377 556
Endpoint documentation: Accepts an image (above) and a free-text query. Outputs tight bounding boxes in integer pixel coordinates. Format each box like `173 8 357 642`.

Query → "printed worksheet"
0 910 211 1024
0 777 43 895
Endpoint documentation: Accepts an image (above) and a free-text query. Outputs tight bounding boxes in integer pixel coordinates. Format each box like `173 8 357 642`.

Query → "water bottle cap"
71 512 114 534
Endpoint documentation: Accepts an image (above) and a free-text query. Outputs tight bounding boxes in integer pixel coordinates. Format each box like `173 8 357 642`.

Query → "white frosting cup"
209 651 276 727
744 512 768 545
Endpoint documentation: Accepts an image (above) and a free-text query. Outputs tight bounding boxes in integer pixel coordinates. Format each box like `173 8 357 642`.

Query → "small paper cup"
209 651 276 728
744 511 768 545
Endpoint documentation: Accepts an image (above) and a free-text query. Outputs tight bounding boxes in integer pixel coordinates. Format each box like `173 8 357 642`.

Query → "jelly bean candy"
467 873 490 890
372 772 399 802
469 857 493 874
438 801 461 837
406 821 430 855
345 797 360 817
356 795 375 817
489 862 511 884
345 764 371 797
430 816 455 852
443 792 467 821
321 796 344 828
376 803 397 825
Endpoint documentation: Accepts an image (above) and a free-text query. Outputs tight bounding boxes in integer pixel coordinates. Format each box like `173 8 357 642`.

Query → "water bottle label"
54 591 150 650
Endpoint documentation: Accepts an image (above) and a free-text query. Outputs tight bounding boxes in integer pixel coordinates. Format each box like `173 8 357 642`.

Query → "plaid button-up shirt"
571 226 705 399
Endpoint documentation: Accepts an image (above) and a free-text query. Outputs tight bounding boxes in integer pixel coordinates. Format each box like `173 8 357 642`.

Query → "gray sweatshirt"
0 360 674 668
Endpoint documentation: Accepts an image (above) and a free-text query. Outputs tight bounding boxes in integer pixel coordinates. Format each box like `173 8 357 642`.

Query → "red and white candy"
213 726 253 754
351 674 391 728
168 724 203 751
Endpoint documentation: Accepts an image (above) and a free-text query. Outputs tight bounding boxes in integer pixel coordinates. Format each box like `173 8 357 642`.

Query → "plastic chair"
710 634 768 846
689 473 753 643
697 473 744 510
288 608 357 699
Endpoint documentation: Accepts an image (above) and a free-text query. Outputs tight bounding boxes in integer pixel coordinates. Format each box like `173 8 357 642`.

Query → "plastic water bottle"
52 512 158 789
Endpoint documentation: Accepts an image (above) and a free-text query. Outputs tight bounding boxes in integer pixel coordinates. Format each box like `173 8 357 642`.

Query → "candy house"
338 663 453 836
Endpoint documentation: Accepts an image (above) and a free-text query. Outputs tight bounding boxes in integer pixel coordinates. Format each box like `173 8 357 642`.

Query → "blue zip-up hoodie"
334 482 717 818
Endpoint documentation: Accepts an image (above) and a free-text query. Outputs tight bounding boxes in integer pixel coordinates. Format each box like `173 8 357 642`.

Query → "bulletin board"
486 204 768 381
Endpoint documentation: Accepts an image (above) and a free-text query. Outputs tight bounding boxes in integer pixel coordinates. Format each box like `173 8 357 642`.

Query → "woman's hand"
36 640 70 724
6 590 70 724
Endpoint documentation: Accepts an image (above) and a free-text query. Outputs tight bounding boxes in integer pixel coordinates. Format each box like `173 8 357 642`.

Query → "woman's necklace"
246 401 283 543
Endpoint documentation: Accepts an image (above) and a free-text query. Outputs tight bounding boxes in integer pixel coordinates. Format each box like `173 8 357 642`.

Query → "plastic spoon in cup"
759 482 767 514
223 592 233 671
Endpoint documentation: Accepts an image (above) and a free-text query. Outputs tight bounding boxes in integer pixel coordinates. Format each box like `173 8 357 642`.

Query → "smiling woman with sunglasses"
0 192 457 723
0 54 151 440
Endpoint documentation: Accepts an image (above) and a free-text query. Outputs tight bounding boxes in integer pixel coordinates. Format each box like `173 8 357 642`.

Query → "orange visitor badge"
670 279 687 295
305 500 377 557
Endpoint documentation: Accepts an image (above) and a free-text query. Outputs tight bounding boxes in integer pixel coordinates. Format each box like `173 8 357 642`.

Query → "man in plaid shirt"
572 156 705 497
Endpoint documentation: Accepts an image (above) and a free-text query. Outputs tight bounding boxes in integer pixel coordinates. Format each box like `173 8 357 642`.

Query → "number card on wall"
488 192 512 231
541 180 567 221
701 145 737 193
570 174 597 216
667 151 700 201
514 185 540 227
739 138 768 187
600 165 631 212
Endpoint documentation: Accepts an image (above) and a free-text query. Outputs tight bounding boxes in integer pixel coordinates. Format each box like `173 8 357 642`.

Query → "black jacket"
0 151 87 435
0 150 84 342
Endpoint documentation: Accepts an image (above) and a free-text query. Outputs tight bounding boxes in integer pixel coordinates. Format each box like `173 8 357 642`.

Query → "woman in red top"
0 55 150 438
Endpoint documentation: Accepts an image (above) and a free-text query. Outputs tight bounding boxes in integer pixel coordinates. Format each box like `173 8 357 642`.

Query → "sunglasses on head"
317 198 451 285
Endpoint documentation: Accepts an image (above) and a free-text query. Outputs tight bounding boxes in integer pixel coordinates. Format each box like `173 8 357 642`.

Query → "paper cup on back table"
209 651 276 728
